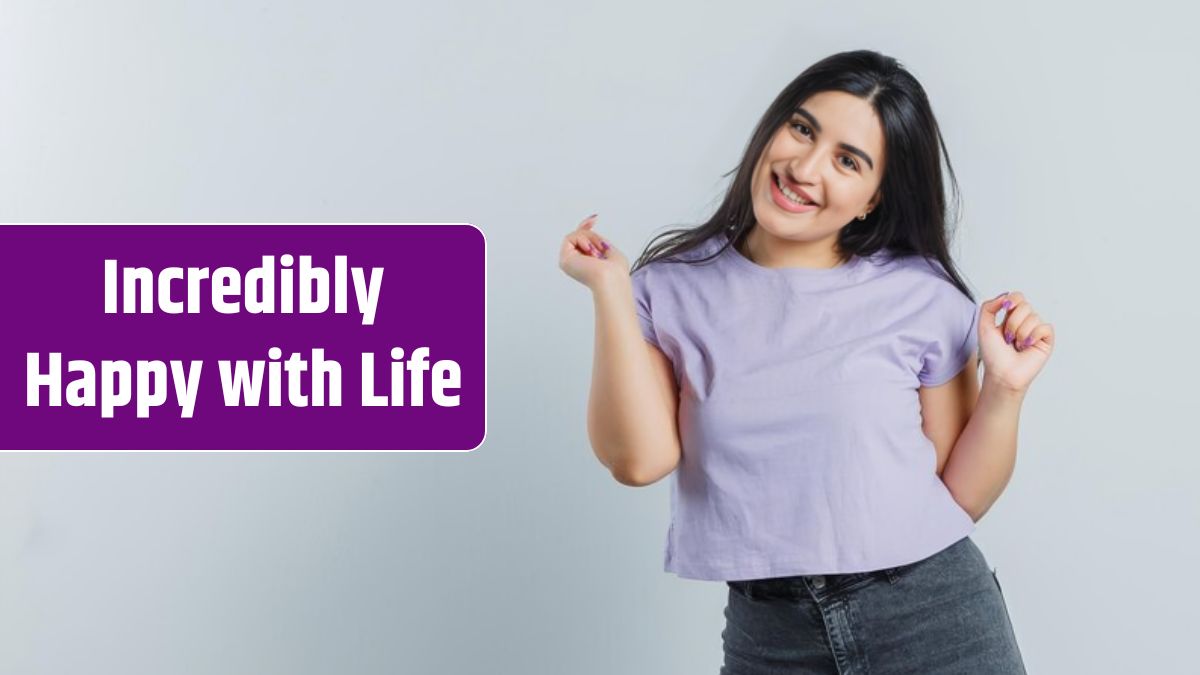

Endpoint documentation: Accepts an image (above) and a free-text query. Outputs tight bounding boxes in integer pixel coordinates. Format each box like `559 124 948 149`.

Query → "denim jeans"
721 536 1026 674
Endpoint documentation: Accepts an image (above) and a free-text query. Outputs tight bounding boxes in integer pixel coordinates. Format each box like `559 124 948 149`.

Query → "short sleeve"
918 283 980 387
629 265 661 349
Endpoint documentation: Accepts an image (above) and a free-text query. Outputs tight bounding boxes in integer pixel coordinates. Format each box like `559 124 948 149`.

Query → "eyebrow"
793 107 875 171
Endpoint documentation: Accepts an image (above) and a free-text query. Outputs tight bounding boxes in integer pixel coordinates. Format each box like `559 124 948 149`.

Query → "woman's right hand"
558 214 630 290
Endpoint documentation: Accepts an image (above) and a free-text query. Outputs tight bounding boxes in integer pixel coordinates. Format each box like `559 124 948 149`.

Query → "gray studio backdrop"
1 1 1196 673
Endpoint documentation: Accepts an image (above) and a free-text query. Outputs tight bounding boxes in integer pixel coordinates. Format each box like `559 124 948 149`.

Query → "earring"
857 212 868 220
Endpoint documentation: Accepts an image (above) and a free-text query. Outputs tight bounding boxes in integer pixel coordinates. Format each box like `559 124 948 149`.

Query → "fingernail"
1005 331 1014 344
1001 300 1012 311
1022 336 1033 348
601 241 609 250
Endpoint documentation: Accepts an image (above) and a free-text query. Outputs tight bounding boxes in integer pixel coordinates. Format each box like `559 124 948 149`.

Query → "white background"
1 1 1196 673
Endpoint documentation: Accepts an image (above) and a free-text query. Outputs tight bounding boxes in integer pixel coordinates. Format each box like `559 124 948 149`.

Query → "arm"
586 269 682 487
920 354 1024 522
941 376 1024 522
923 287 1053 522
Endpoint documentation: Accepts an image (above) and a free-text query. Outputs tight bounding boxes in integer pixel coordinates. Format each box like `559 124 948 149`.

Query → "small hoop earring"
857 213 868 221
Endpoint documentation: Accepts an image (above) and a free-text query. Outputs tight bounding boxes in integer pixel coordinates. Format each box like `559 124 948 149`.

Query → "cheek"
751 166 770 197
823 183 866 211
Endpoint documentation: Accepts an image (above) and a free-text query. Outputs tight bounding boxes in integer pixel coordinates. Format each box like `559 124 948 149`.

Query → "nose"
786 147 823 186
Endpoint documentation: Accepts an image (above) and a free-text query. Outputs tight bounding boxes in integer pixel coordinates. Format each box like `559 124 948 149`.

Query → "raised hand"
558 214 630 290
978 290 1055 392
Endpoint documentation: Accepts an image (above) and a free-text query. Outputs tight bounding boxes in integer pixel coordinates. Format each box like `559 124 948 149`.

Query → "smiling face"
747 90 887 266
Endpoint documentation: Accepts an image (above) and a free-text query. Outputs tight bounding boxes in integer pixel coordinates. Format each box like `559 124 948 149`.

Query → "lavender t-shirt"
631 231 980 581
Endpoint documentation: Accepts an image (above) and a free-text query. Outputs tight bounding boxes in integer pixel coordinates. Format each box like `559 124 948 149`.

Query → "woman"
559 49 1051 673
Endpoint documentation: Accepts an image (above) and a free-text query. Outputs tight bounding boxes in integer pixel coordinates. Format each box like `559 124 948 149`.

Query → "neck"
741 226 846 270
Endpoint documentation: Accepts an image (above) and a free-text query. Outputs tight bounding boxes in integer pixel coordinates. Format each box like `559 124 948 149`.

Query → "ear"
867 191 883 213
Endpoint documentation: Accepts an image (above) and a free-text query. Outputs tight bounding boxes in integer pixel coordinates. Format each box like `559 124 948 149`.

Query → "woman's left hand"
977 290 1055 393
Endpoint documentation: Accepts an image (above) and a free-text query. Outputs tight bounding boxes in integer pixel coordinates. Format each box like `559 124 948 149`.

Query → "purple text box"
1 224 486 451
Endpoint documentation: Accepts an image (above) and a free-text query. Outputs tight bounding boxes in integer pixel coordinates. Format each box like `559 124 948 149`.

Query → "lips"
775 172 819 206
769 174 819 214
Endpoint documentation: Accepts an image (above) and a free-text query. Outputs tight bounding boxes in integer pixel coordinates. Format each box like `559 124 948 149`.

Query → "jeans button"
812 575 825 589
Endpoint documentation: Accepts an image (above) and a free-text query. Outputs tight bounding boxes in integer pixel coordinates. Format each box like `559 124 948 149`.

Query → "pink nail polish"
1005 331 1014 344
1022 336 1033 348
1001 300 1012 311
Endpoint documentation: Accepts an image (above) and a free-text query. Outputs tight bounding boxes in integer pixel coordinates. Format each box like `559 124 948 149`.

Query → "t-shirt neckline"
720 231 864 281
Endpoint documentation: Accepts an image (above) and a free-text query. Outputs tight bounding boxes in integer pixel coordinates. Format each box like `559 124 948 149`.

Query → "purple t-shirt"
631 231 980 581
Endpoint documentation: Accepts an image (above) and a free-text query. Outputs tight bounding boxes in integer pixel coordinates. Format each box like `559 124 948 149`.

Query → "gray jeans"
721 536 1026 674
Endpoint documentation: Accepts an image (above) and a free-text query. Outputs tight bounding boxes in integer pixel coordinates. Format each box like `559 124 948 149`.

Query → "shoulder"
882 251 947 281
896 256 980 386
883 253 973 304
873 254 978 350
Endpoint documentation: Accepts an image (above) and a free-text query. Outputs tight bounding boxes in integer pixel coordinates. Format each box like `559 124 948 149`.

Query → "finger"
1020 322 1053 351
569 232 595 255
561 235 591 259
584 233 610 257
1039 322 1054 348
577 213 598 231
576 238 598 256
1014 313 1042 350
984 290 1027 318
579 236 606 258
1003 303 1033 345
564 232 595 257
572 229 607 258
981 291 1011 323
1002 292 1026 321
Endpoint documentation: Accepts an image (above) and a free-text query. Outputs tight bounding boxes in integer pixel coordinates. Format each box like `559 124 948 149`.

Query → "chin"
753 201 812 237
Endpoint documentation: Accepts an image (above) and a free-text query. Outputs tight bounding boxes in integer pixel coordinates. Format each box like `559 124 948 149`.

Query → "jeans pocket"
990 568 1028 672
723 586 764 657
991 568 1019 632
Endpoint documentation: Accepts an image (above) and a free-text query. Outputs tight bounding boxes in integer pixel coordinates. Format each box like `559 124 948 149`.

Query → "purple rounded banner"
0 224 486 451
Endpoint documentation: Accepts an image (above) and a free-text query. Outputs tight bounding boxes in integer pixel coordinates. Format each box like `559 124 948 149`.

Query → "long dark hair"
630 49 974 303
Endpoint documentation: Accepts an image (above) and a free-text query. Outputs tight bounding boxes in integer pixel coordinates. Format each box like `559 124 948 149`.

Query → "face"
749 90 886 258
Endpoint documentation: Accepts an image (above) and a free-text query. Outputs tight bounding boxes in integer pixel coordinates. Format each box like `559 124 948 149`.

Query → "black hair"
629 49 974 303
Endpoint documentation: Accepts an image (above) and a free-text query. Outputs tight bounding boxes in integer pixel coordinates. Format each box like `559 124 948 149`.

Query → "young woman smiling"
560 49 1052 674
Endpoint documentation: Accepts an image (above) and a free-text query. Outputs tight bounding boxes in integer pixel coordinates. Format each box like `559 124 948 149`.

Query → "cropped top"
630 231 980 581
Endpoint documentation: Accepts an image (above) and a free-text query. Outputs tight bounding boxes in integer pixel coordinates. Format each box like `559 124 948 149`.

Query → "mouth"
773 173 818 206
770 172 819 212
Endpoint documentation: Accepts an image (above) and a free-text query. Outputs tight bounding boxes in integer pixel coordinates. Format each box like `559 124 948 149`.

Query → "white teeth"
775 175 812 205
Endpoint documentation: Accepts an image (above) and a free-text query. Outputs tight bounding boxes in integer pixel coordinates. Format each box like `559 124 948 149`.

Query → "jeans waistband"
726 537 971 600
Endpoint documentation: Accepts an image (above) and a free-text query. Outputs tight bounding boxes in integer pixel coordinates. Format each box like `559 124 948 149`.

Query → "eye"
790 122 813 138
790 120 860 172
